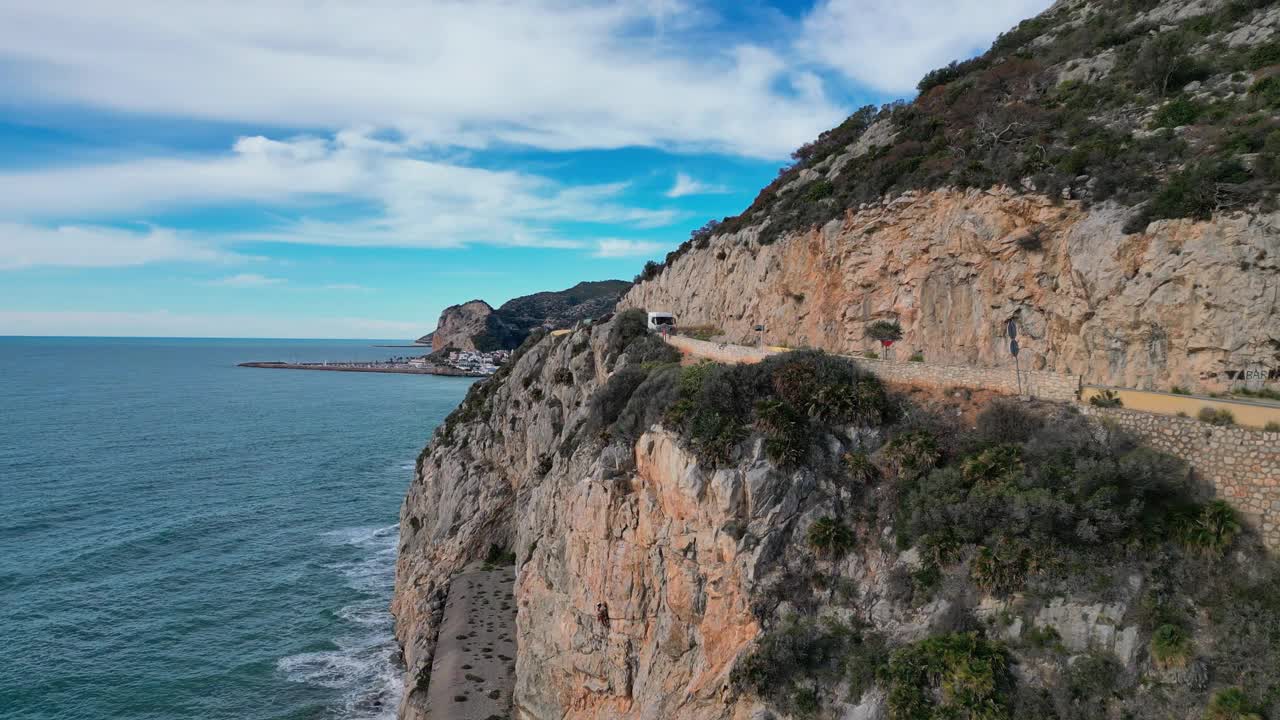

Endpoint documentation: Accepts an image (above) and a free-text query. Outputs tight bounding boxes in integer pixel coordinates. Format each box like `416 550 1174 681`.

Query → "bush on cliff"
733 615 876 718
884 632 1013 720
604 308 651 368
893 408 1192 594
665 351 888 467
1205 688 1265 720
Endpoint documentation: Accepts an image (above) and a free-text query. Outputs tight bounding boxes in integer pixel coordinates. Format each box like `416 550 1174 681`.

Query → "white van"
647 312 675 332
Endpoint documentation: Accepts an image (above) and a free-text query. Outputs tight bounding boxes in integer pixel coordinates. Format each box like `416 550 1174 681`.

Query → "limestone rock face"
393 321 942 720
427 299 494 352
622 188 1280 392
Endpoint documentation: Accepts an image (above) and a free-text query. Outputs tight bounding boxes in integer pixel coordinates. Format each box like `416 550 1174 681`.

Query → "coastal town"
239 348 512 377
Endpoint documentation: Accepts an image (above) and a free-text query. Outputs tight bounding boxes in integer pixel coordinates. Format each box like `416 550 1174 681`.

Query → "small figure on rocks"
595 602 610 629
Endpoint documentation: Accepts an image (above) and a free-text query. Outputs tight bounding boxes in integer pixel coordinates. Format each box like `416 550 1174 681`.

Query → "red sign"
881 339 894 348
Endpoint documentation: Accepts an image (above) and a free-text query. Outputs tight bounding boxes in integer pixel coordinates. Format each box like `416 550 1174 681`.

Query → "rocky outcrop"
623 188 1280 392
424 281 631 352
427 299 493 352
393 320 934 720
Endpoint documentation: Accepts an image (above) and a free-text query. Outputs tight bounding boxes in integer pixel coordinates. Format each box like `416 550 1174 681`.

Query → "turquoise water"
0 338 472 720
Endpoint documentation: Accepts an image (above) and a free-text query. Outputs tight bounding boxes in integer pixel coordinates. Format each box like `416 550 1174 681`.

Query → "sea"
0 337 474 720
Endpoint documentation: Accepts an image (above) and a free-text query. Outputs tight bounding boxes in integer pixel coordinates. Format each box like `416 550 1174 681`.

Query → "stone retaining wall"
1081 406 1280 551
847 355 1081 403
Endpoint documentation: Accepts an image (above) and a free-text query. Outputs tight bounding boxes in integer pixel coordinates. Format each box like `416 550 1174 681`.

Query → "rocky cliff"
424 281 631 353
394 313 1280 720
424 299 493 352
623 188 1279 392
622 0 1280 394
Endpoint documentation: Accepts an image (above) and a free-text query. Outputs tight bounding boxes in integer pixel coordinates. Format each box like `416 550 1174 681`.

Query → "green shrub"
866 320 904 343
633 260 662 284
885 632 1013 720
1265 421 1280 432
845 630 890 698
971 536 1052 596
843 450 879 484
1171 385 1191 395
1153 96 1203 128
605 308 650 365
880 430 940 479
1198 407 1235 426
732 616 861 716
622 333 681 366
1066 652 1122 713
908 352 925 362
1089 389 1124 407
1024 624 1062 650
552 367 574 385
676 325 723 341
792 687 820 717
1205 687 1265 720
807 517 856 559
584 366 648 431
1179 500 1242 556
973 401 1042 446
804 179 834 201
1250 76 1280 108
1248 40 1280 70
895 414 1190 592
1231 385 1280 401
863 350 879 359
918 58 988 93
756 398 810 465
605 365 681 443
1150 623 1194 669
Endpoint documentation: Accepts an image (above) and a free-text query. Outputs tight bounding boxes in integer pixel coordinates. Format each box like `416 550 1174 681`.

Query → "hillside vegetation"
637 0 1280 283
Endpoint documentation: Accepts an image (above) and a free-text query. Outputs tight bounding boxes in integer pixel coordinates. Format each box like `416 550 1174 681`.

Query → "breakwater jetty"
238 361 483 377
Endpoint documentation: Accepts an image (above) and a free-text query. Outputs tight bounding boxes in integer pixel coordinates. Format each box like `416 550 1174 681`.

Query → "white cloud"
0 130 675 252
593 238 667 258
207 273 286 287
322 283 368 291
799 0 1054 94
0 223 240 269
665 172 730 198
0 1 847 158
0 309 424 339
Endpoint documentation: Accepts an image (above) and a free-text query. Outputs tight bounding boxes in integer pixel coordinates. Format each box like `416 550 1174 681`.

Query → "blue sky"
0 0 1049 338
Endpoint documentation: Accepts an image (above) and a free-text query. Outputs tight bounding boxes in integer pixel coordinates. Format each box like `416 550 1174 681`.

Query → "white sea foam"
321 524 399 547
278 525 403 719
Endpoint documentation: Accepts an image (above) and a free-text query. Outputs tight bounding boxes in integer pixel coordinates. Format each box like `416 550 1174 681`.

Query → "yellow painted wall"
1081 386 1280 430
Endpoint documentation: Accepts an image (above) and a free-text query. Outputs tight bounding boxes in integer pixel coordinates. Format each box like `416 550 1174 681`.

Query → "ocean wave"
321 524 399 547
278 526 403 719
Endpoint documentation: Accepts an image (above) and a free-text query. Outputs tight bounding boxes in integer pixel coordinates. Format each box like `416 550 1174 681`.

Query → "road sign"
1007 319 1017 339
1010 338 1020 357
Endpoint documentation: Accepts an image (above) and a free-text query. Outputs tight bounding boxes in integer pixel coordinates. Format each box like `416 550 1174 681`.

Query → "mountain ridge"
420 280 631 352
